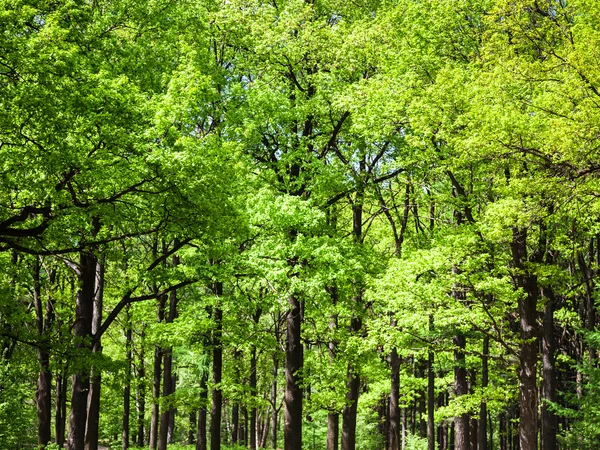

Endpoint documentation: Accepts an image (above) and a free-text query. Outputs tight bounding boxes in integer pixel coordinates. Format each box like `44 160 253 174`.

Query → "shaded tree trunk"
150 344 163 449
136 327 146 446
56 370 68 447
67 250 97 450
341 322 361 450
85 257 105 450
284 293 303 450
427 320 435 450
478 337 489 450
197 372 208 450
123 305 133 450
271 353 279 449
512 228 538 450
388 347 400 450
211 281 224 450
158 273 179 450
341 165 364 450
453 333 469 450
33 258 52 447
250 308 261 450
540 289 556 450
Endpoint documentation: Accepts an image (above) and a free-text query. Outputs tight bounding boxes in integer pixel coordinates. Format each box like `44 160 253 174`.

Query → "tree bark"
388 348 400 450
33 257 52 447
541 289 556 450
478 337 489 450
271 353 279 449
85 257 104 450
427 325 435 450
211 281 224 450
136 327 146 446
158 272 179 450
123 305 133 450
284 293 303 450
341 168 364 450
150 344 163 449
231 403 239 445
197 372 208 450
512 228 538 450
56 370 68 447
341 322 361 450
67 250 97 450
453 333 469 450
250 308 261 450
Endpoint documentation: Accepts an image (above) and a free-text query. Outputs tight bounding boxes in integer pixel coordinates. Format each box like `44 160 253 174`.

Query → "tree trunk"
401 407 406 450
33 258 52 447
341 326 361 450
123 306 133 450
453 333 469 450
232 403 239 445
427 333 435 450
158 275 179 450
271 353 279 449
478 337 489 450
250 308 261 450
211 281 224 450
197 372 208 450
284 293 303 450
540 289 556 450
85 257 105 450
341 176 364 450
150 344 163 449
189 411 197 445
388 347 400 450
327 413 339 450
67 250 97 450
56 370 68 447
168 374 177 443
136 327 146 446
512 228 538 450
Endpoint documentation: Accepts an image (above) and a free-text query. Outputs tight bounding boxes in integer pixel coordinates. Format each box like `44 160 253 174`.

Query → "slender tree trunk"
284 293 303 450
189 411 197 445
33 258 52 447
158 276 179 450
388 347 400 450
327 413 339 450
341 322 361 450
150 344 163 449
251 347 258 450
197 373 208 450
85 257 105 450
136 327 146 446
427 319 435 450
211 281 224 450
541 289 556 450
67 250 97 450
168 374 177 443
478 337 489 450
123 305 133 450
401 407 406 450
328 286 340 450
341 172 364 450
232 403 239 445
453 333 469 450
250 308 261 450
271 353 279 449
56 370 68 447
512 228 538 450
